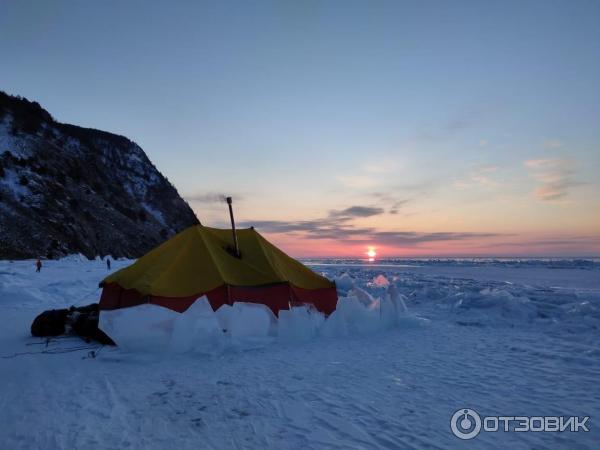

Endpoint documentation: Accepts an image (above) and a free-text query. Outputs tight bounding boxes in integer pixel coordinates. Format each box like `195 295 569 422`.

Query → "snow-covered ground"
1 257 598 449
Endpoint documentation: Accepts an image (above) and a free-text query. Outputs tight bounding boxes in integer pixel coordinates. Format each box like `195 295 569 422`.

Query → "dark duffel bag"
31 309 69 337
71 308 115 345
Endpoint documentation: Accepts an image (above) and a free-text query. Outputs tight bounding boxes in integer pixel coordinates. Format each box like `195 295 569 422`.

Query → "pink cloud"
524 158 583 201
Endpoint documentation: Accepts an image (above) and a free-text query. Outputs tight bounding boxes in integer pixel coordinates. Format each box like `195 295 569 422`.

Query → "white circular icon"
451 408 482 440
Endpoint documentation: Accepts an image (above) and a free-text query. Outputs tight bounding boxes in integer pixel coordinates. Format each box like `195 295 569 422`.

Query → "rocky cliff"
0 91 199 259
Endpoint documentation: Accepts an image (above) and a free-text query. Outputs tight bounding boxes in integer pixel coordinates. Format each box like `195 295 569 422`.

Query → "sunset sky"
2 1 599 257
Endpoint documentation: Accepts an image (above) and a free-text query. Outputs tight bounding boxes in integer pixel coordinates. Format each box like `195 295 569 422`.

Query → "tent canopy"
99 225 338 316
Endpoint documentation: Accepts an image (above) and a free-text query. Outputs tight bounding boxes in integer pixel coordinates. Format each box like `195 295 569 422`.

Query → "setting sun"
366 247 377 260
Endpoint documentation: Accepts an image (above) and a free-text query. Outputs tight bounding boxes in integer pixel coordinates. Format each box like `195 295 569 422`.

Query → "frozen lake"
1 257 598 449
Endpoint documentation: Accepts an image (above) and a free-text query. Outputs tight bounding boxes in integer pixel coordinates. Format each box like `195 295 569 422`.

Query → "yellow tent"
99 225 338 315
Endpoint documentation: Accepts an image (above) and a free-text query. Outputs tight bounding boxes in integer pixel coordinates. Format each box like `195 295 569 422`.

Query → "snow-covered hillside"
0 258 598 449
0 92 199 259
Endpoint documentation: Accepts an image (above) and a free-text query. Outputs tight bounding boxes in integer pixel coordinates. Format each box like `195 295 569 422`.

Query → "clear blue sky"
2 0 599 256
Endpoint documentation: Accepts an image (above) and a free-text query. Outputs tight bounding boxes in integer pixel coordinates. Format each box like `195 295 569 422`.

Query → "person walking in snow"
36 258 42 273
106 258 111 270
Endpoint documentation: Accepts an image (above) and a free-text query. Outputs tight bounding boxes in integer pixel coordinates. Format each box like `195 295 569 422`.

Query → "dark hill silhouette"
0 91 199 259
